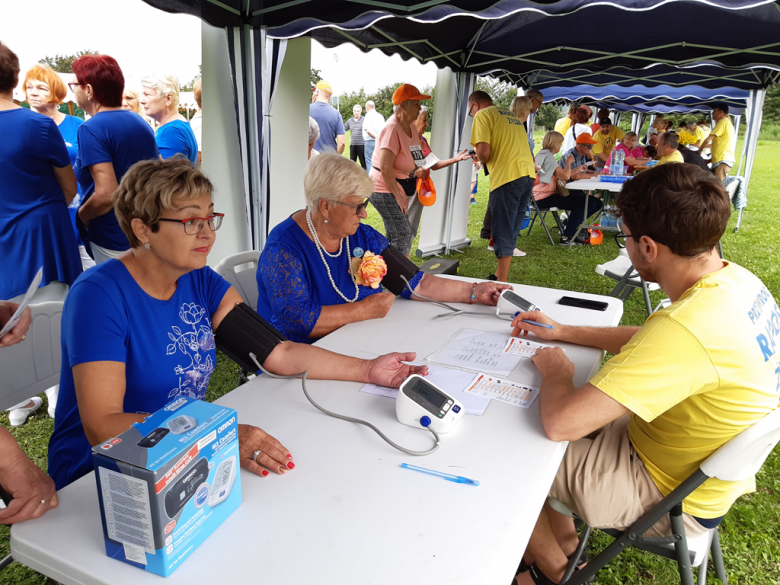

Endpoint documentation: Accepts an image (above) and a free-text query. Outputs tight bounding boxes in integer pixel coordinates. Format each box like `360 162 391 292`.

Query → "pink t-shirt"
604 143 644 174
370 114 421 193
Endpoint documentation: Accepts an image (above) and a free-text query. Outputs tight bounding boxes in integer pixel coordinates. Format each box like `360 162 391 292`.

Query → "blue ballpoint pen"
401 463 480 486
514 312 554 329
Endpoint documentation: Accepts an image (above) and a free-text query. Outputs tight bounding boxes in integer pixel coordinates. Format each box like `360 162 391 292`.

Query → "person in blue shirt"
140 74 198 163
309 80 345 154
23 64 95 270
48 157 428 490
71 54 160 264
256 153 511 344
0 43 82 302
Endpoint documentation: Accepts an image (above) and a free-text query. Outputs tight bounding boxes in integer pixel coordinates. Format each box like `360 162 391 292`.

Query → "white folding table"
11 282 623 585
565 178 627 246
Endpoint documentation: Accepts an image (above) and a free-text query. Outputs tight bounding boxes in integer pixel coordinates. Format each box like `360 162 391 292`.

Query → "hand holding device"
476 282 513 306
497 289 538 318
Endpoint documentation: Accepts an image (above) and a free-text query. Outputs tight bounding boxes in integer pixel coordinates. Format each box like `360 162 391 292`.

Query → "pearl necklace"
306 209 359 303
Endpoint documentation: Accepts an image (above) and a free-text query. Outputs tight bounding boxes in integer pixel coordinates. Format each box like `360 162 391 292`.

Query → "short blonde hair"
141 73 180 108
123 88 142 113
193 77 202 109
623 131 638 142
24 65 67 104
304 152 374 211
114 157 213 248
542 131 564 151
510 96 532 118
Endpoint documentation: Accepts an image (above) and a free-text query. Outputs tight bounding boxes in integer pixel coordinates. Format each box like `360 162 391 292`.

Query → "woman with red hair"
71 54 159 263
24 65 94 270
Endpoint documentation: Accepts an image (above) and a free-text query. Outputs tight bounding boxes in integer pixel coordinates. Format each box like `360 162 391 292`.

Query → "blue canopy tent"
542 83 761 231
142 0 780 250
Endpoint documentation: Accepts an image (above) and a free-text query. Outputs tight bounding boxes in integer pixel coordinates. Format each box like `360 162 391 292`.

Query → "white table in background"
11 284 622 585
566 178 626 246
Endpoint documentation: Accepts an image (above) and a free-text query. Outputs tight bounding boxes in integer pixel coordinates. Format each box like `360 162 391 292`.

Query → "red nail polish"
287 462 295 470
287 454 293 459
261 470 269 477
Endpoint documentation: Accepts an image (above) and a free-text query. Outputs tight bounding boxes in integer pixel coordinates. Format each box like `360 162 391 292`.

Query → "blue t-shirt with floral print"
48 260 230 489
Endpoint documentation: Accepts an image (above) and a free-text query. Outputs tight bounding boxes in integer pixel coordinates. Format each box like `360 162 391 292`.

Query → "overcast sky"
2 0 439 94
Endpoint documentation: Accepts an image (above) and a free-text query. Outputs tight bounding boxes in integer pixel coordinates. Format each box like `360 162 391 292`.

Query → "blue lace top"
256 215 423 344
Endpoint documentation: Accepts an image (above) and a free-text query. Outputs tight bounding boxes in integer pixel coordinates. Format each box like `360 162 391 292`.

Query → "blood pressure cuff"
215 303 286 372
381 244 423 297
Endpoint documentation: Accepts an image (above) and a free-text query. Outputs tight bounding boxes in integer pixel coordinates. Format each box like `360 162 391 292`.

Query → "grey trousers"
370 191 423 255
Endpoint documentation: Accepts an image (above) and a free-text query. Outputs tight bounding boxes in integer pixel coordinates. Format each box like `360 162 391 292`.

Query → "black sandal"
525 560 594 585
517 550 589 576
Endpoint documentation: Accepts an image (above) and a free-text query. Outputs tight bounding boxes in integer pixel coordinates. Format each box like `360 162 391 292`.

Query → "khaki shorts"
714 163 732 181
549 415 708 539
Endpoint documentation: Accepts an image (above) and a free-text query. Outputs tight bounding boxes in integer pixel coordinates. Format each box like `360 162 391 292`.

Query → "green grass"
2 137 779 585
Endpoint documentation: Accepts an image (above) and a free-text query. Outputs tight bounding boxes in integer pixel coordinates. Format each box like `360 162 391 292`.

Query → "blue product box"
92 397 242 577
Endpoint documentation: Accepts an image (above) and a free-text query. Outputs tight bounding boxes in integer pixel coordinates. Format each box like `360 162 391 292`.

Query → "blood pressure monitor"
167 415 197 435
396 375 464 434
497 289 540 319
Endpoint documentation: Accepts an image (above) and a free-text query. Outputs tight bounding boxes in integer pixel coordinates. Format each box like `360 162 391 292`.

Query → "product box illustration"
92 397 241 577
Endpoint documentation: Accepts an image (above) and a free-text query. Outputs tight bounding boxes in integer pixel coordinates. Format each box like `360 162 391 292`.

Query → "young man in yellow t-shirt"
468 90 535 282
591 118 625 166
700 103 736 181
654 131 684 165
509 164 780 585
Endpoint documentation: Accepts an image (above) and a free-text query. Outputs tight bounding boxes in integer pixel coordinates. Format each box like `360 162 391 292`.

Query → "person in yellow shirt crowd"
553 104 577 135
509 163 780 585
654 132 684 165
590 108 610 134
592 118 625 166
687 120 706 149
700 103 736 181
468 90 535 281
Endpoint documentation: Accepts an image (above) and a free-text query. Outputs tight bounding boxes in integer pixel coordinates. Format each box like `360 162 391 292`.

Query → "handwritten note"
503 337 554 358
464 374 540 409
425 328 522 376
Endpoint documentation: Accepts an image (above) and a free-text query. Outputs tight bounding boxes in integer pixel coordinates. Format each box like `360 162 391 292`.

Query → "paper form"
464 374 540 409
503 337 555 358
425 328 523 377
0 267 42 340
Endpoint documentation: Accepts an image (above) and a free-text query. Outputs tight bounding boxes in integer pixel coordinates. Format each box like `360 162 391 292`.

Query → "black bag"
397 177 417 197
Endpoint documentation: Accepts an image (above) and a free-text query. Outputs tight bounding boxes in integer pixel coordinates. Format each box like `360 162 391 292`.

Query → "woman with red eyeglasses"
69 53 159 263
47 157 429 490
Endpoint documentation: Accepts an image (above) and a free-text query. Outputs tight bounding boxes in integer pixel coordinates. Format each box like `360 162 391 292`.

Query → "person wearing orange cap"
310 80 345 154
369 83 432 257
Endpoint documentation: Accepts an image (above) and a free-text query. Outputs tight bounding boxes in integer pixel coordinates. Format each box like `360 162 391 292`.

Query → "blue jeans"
365 140 376 174
489 176 534 258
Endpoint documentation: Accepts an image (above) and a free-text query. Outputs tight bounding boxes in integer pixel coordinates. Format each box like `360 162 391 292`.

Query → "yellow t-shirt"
592 126 626 157
591 262 780 518
694 126 708 144
710 117 736 164
554 117 572 135
470 106 534 191
655 150 684 165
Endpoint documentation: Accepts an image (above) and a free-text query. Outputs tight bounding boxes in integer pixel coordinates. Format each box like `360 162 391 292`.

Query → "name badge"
410 144 425 167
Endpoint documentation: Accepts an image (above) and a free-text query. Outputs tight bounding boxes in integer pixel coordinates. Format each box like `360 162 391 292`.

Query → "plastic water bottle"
615 149 625 174
609 150 617 175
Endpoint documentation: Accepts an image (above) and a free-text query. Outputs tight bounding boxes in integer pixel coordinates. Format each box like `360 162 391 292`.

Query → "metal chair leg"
641 280 653 316
696 536 710 585
717 239 724 259
710 529 728 585
670 504 695 585
561 525 593 583
0 555 13 571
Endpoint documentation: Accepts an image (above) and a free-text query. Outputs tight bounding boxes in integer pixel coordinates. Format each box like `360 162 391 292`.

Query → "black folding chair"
526 198 565 246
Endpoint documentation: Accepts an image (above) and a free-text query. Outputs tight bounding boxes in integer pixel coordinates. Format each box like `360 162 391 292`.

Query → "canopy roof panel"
541 83 750 110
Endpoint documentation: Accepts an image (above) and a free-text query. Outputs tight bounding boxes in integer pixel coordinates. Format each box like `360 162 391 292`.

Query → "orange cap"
392 84 431 105
576 133 598 145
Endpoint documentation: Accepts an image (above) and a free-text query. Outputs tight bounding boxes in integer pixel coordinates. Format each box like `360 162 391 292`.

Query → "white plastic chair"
556 405 780 585
595 248 662 316
0 302 63 412
214 251 262 310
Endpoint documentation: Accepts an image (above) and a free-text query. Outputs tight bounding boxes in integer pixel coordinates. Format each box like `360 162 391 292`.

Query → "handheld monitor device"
167 414 197 435
207 456 237 507
497 289 539 319
396 375 464 434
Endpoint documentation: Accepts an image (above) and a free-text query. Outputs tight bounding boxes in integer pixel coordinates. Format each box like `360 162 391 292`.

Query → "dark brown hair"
0 42 20 93
575 105 590 124
615 163 730 257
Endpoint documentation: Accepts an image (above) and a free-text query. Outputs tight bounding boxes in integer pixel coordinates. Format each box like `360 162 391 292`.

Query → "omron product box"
420 258 460 276
92 397 241 577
